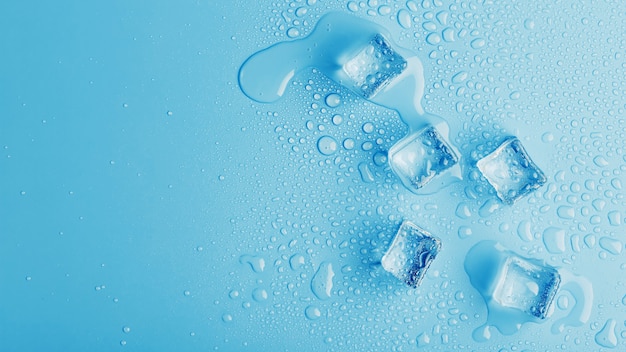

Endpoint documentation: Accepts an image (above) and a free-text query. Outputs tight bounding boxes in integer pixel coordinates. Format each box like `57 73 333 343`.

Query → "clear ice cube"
388 125 459 192
492 255 561 319
342 34 407 99
381 221 441 288
477 137 546 204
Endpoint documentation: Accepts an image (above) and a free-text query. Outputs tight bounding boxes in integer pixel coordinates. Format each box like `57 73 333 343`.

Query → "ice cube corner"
381 221 441 288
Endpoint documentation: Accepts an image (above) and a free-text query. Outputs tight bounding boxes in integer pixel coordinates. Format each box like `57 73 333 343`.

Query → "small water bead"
305 305 322 320
378 5 391 16
442 28 455 42
373 151 387 166
470 38 486 49
362 122 375 133
557 206 575 219
325 93 341 107
524 19 535 30
252 288 268 302
287 28 300 38
317 136 339 155
451 71 468 83
426 33 441 45
331 114 343 125
458 226 472 239
343 138 356 150
222 314 233 323
361 141 374 151
122 326 131 334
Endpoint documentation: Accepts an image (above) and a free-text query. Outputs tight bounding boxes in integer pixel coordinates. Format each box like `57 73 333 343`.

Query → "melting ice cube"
477 137 546 204
388 125 459 193
381 221 441 288
492 255 561 319
342 34 407 99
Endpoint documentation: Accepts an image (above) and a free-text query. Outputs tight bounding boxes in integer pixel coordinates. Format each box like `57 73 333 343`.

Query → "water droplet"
305 305 322 320
599 237 623 255
541 132 554 143
608 211 622 226
358 162 375 183
311 261 334 300
325 93 341 107
451 71 468 83
416 332 431 348
222 314 233 323
543 227 566 254
289 254 305 270
343 138 355 150
593 156 609 167
252 288 268 302
524 19 535 30
442 28 455 42
122 326 131 334
426 32 441 45
595 319 618 348
331 114 343 125
362 122 375 133
455 203 472 219
317 136 338 155
286 28 300 38
239 255 266 273
557 206 575 220
470 38 486 49
478 199 501 218
373 151 387 166
397 9 412 29
458 226 472 239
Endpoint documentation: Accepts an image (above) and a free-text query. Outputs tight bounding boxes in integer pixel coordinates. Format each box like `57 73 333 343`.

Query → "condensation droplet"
543 227 566 254
317 136 338 155
325 93 341 108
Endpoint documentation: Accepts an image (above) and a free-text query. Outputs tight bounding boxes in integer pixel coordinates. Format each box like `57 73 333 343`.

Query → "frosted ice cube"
388 125 459 192
342 34 407 99
477 137 546 204
492 255 561 319
381 221 441 288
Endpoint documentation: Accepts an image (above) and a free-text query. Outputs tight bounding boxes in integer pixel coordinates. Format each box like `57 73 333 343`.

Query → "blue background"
1 0 625 351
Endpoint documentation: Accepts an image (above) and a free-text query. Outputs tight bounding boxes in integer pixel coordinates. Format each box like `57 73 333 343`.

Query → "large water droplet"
543 227 566 254
311 261 334 300
317 136 338 155
595 319 618 348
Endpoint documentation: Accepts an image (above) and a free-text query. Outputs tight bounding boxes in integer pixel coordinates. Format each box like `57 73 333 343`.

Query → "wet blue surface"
1 1 625 351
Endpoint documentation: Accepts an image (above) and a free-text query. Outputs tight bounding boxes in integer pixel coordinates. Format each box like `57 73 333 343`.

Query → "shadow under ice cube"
342 34 407 99
492 255 561 319
388 125 459 193
477 137 546 204
381 221 441 288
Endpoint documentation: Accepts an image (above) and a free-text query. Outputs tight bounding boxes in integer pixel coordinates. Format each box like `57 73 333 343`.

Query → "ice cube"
476 137 546 204
342 34 407 99
492 255 561 319
381 221 441 288
388 125 459 192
